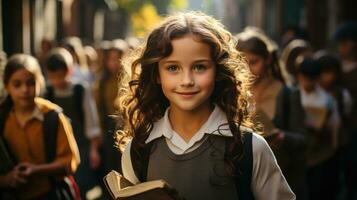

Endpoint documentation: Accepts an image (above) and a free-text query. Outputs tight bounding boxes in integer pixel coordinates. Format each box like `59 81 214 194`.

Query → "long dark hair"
117 12 254 168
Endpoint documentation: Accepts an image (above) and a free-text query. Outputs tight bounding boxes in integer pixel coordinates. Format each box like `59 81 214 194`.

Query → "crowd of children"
0 11 356 200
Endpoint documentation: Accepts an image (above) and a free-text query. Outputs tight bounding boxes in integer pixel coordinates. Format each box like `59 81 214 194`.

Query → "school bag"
130 131 254 200
45 84 85 123
0 108 80 200
43 110 81 200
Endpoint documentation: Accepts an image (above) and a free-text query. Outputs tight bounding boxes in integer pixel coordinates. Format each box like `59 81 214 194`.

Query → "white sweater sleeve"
251 133 296 200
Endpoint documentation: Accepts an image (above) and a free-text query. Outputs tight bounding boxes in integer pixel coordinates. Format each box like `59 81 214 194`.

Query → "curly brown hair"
116 12 254 163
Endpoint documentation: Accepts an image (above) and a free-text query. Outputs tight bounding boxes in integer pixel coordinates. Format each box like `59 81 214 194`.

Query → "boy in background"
296 57 340 200
44 47 102 199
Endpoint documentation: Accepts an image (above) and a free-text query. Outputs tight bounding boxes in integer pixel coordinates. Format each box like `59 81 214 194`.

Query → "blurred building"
0 0 129 56
0 0 356 56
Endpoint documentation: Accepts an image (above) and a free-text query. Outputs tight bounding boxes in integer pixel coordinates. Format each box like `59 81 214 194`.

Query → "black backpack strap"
227 131 254 200
0 97 16 168
282 86 291 129
130 137 156 182
43 110 60 162
45 85 54 102
73 84 84 123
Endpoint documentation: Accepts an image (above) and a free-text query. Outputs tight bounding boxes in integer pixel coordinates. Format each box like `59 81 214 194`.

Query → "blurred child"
44 47 101 199
62 37 92 85
315 51 353 146
236 31 307 199
334 22 357 200
296 57 340 200
280 39 313 86
0 54 80 199
84 45 100 83
94 39 128 174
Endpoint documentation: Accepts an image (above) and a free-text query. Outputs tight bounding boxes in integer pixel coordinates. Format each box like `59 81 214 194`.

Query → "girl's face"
158 35 216 114
106 50 122 73
297 73 316 93
5 68 36 110
319 70 336 89
243 51 266 76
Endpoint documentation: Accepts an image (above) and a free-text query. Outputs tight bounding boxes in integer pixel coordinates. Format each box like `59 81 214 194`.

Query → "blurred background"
1 0 357 56
1 1 357 200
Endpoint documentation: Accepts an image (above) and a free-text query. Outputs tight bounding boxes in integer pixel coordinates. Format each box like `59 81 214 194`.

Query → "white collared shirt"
121 106 295 200
146 106 232 154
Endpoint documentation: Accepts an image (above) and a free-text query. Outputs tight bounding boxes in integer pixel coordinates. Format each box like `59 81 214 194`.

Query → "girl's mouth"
175 91 199 98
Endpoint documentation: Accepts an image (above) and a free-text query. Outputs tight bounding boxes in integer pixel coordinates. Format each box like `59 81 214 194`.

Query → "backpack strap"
0 97 17 170
130 138 155 182
227 131 254 200
43 110 60 162
73 84 84 124
45 85 54 102
281 86 291 130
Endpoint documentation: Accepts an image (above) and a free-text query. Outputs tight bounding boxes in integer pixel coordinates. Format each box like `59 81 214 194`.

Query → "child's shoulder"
250 132 272 154
35 97 63 113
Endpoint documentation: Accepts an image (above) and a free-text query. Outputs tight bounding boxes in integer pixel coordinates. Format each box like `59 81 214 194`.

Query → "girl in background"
0 54 80 199
236 30 307 199
280 39 313 87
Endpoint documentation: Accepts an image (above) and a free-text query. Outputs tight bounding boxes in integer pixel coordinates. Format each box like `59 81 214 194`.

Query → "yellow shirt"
3 98 80 199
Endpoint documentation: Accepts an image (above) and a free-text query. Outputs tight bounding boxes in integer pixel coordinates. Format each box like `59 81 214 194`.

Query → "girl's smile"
175 91 200 98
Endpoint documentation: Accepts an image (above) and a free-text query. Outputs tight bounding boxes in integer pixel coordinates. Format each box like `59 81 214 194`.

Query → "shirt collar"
11 104 44 122
31 106 44 121
145 105 233 144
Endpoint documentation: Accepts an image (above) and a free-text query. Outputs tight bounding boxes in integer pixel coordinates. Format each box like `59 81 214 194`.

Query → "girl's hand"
4 169 28 188
16 162 38 177
89 147 101 170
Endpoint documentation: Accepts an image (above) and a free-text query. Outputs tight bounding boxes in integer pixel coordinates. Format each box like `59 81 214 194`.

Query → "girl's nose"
180 70 194 86
21 84 31 93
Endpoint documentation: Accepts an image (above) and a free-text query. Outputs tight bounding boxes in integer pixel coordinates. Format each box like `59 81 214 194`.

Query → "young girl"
280 39 312 87
236 30 307 199
117 12 295 200
0 54 80 199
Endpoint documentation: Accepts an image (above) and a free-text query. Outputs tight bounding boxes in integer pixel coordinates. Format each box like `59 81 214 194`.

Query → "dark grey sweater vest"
147 135 238 200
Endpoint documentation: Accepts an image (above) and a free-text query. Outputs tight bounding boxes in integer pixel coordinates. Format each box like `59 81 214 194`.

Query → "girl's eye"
27 79 36 86
12 81 21 88
249 59 258 65
167 65 179 72
193 64 207 72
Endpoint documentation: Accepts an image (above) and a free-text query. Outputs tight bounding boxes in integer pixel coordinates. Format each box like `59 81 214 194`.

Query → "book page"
104 170 176 199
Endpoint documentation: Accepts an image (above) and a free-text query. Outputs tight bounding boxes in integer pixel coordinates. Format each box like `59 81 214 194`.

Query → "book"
304 106 328 130
103 170 184 200
0 135 15 174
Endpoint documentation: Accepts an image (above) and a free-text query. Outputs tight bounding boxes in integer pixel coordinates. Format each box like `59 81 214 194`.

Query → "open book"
103 170 184 200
